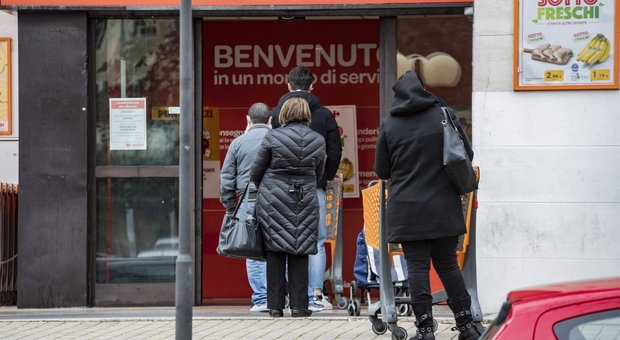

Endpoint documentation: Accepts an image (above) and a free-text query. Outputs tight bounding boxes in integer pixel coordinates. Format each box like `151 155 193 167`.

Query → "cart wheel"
347 299 357 316
347 299 360 316
336 295 349 309
371 320 387 335
352 299 361 316
347 304 355 316
397 303 409 316
391 327 408 340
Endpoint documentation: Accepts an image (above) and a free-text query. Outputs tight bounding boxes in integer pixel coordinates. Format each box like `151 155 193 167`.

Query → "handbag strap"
440 106 459 133
232 182 251 218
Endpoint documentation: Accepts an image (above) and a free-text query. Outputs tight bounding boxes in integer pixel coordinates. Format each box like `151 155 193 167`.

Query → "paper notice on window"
326 105 359 198
109 98 147 150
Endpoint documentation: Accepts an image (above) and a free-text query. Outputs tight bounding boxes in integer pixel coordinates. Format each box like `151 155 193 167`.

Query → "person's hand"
225 210 235 216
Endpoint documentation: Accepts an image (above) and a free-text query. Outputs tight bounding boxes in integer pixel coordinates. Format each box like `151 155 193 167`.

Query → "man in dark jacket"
374 71 481 340
220 102 271 313
270 66 342 311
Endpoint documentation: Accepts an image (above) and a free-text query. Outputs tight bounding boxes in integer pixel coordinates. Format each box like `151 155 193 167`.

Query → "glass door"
92 18 182 305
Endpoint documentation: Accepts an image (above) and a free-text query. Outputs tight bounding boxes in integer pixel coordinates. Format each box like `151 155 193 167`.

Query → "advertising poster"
109 98 147 150
203 106 221 199
201 19 380 299
0 38 10 135
202 18 379 206
326 105 360 198
515 0 619 90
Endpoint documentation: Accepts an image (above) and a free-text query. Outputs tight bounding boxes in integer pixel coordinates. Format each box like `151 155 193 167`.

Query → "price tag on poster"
326 105 360 198
515 0 619 90
109 98 147 150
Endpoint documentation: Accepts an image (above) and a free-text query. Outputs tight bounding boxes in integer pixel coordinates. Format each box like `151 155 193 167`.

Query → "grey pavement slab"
0 305 491 339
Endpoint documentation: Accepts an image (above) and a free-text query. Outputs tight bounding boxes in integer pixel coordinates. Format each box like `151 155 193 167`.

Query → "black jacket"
271 91 342 190
250 122 326 254
374 71 473 242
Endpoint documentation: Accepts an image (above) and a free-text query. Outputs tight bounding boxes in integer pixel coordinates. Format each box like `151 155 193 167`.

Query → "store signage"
109 98 147 150
203 19 380 204
515 0 619 90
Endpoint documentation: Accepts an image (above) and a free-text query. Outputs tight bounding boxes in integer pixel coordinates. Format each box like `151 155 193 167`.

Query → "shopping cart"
323 174 347 308
364 180 409 340
347 180 410 317
361 166 482 339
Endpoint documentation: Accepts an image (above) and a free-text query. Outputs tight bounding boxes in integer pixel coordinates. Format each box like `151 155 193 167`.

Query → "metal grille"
0 183 18 306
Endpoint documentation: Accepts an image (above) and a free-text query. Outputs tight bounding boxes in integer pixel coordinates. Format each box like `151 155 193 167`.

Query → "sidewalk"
0 305 488 339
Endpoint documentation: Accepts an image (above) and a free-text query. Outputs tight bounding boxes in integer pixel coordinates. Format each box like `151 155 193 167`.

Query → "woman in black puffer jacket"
251 97 326 318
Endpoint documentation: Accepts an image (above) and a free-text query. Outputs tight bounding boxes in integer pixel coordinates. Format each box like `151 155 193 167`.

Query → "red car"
481 277 620 340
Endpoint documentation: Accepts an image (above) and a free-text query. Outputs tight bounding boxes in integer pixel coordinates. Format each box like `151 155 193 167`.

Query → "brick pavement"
0 305 484 340
0 318 465 339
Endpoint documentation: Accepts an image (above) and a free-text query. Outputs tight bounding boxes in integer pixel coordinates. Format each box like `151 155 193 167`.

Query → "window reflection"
396 16 473 142
94 19 180 166
96 177 179 283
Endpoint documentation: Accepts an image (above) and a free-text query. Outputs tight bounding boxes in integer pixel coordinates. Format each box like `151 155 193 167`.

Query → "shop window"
93 19 180 284
94 19 180 166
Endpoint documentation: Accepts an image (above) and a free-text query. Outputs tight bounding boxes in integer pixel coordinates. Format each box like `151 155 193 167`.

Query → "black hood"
275 91 323 112
389 71 438 116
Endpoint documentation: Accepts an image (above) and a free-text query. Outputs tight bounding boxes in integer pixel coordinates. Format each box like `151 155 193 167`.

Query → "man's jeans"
308 189 327 300
241 200 267 306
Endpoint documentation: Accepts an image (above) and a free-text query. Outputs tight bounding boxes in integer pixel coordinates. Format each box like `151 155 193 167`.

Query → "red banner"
202 19 380 299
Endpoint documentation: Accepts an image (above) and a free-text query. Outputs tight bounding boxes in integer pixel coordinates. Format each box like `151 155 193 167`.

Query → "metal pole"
176 0 194 338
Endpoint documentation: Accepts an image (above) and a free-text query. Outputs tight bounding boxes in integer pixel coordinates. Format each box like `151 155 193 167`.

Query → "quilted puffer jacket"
250 122 326 255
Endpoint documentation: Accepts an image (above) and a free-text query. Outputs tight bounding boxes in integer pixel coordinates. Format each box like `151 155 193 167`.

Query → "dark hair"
287 66 315 91
248 102 270 124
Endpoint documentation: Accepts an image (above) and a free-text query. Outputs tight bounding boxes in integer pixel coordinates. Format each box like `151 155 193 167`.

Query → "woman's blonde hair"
279 98 312 125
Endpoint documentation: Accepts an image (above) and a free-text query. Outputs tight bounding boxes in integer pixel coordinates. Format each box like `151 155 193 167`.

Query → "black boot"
410 299 435 340
291 308 312 317
448 296 482 340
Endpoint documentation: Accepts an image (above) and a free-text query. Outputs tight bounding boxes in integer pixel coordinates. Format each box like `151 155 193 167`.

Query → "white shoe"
313 295 333 310
249 304 268 312
308 302 324 312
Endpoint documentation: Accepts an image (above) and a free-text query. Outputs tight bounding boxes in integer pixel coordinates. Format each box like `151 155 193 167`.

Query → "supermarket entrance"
199 11 473 303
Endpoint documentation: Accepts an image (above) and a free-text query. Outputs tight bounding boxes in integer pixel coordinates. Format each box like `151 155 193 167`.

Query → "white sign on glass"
109 98 147 150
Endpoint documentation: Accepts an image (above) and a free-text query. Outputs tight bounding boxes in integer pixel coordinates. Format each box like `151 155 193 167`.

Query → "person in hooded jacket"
270 66 342 311
374 71 481 340
251 97 326 318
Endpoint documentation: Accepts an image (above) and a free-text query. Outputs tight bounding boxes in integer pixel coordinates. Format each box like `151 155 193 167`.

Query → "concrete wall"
472 1 620 314
0 11 18 184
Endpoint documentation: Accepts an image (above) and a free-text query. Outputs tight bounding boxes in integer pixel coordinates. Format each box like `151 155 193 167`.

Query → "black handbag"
216 183 265 261
441 106 478 195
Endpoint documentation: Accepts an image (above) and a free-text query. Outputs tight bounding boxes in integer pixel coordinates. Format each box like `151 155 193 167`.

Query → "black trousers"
401 236 469 304
266 251 309 310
